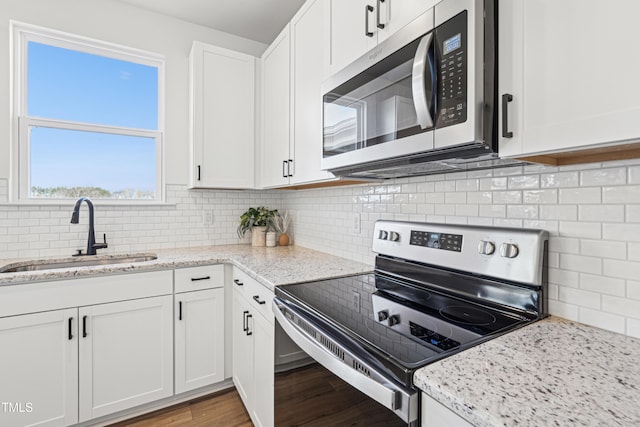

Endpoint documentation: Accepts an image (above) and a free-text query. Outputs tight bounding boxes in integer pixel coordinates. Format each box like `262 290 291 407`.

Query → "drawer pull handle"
191 276 211 282
246 314 253 336
179 301 183 320
68 317 73 340
82 315 88 338
243 310 249 332
253 295 266 305
233 279 244 286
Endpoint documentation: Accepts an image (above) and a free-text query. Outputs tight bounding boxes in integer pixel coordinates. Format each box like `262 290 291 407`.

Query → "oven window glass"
323 36 433 158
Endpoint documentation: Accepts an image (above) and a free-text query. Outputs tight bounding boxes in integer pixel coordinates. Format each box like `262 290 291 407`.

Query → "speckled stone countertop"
0 245 372 289
414 316 640 426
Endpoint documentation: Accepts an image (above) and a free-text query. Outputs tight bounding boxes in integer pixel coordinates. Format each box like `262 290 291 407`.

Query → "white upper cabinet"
499 0 640 164
290 0 335 185
189 42 256 189
261 26 292 188
327 0 440 75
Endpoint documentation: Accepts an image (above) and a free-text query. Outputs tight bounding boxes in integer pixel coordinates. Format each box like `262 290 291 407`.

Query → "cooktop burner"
439 305 497 326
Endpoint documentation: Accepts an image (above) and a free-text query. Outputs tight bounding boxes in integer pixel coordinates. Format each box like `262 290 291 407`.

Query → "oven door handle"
273 297 418 424
412 32 435 130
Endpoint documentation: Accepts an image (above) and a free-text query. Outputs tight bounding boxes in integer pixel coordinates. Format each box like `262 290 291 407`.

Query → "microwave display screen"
443 33 461 55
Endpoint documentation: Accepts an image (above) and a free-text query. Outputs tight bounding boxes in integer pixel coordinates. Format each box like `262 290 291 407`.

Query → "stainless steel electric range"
273 220 548 426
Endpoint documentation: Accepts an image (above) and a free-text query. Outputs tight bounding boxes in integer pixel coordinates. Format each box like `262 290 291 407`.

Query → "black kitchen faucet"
70 197 108 256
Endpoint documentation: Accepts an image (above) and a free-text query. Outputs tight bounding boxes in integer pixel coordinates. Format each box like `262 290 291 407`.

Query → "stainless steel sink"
0 254 158 273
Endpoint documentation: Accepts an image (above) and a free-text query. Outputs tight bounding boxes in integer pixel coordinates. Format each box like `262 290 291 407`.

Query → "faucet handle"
93 234 108 251
73 249 83 257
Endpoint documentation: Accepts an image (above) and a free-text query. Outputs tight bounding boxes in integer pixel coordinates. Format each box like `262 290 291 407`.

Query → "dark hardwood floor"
108 388 252 427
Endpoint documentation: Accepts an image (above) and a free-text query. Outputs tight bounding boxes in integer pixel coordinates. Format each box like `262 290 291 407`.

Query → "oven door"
273 297 419 426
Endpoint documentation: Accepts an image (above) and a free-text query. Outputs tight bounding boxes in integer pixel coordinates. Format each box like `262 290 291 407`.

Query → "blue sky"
27 41 158 193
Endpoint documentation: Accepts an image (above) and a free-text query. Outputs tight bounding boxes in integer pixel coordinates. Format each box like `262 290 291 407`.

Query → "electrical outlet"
203 211 214 226
352 291 361 313
351 213 361 234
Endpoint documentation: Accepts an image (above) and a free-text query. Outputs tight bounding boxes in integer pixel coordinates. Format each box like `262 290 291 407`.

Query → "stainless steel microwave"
321 0 506 179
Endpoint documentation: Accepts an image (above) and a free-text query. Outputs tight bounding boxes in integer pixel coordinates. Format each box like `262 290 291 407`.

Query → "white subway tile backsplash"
581 167 627 186
540 205 578 221
578 307 626 334
580 273 626 297
603 223 640 242
580 239 627 260
603 185 640 203
603 259 640 280
523 189 558 204
541 171 579 188
579 205 625 222
2 160 640 338
559 188 601 204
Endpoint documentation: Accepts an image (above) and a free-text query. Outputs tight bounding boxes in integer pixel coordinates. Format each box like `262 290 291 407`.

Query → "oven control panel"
409 230 462 252
372 220 549 286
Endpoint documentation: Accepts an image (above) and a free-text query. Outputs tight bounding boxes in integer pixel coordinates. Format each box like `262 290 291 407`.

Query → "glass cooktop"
276 272 527 370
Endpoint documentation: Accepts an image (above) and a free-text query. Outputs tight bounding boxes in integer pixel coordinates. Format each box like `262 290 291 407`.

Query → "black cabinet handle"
243 310 249 332
502 93 514 138
253 295 266 305
376 0 385 29
287 159 293 177
233 279 244 286
82 315 88 338
246 314 253 336
179 301 183 321
365 4 374 37
190 276 210 282
197 165 201 181
68 317 73 340
282 160 288 178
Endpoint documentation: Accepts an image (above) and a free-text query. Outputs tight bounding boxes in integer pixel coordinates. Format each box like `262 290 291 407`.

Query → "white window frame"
10 21 165 203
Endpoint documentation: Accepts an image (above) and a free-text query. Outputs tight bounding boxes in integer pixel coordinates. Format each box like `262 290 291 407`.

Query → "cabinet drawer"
175 265 224 293
231 268 274 323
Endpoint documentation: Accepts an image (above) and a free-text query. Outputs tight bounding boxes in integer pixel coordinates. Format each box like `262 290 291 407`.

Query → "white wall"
283 159 640 339
0 0 267 184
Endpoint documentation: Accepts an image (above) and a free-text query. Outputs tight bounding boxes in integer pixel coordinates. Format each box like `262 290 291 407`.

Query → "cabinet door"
290 0 335 185
189 42 255 189
0 309 78 427
175 288 225 394
499 0 640 159
328 0 378 75
78 295 173 422
261 26 292 188
232 290 254 409
378 0 439 43
251 311 275 427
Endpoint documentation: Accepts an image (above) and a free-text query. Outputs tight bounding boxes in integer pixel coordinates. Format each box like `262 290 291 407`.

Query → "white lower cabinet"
231 268 274 427
78 295 174 422
174 288 225 393
421 393 473 427
0 309 78 427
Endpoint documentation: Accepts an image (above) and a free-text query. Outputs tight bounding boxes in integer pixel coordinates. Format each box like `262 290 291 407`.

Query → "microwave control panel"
436 11 467 129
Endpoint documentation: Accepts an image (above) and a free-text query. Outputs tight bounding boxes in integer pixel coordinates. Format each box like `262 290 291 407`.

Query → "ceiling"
115 0 307 45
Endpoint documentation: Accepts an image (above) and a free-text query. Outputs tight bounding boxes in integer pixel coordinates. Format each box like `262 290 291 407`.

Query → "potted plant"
273 211 292 246
237 206 278 247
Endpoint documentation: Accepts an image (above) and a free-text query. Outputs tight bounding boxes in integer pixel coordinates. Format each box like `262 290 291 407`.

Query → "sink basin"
0 254 158 273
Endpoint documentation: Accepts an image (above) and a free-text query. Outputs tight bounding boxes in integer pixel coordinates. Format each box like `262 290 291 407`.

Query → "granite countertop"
0 245 372 289
414 316 640 426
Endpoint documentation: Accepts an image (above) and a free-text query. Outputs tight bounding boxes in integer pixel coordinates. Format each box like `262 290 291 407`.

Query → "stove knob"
388 314 400 326
478 240 496 255
388 231 400 242
500 243 519 258
377 310 389 321
378 230 389 240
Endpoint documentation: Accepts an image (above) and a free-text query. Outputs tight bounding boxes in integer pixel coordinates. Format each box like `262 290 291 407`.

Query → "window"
12 22 164 202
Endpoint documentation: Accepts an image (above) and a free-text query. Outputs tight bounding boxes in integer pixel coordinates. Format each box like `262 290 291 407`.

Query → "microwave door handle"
412 32 434 130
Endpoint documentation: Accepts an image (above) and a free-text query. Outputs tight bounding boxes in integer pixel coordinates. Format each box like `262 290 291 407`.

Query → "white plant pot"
251 226 267 247
266 231 276 247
